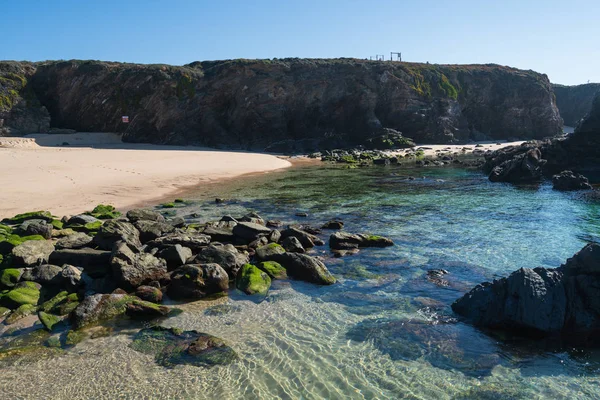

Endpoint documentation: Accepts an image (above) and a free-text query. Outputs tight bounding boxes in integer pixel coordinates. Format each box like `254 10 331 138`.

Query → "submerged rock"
280 227 324 248
452 243 600 341
129 326 237 368
552 170 592 191
71 293 168 329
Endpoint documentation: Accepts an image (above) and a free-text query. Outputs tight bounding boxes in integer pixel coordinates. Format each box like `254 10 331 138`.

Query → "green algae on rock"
236 264 271 295
38 311 62 331
257 261 287 280
129 326 238 368
0 268 22 288
85 204 121 220
254 243 286 262
0 281 41 309
2 211 53 225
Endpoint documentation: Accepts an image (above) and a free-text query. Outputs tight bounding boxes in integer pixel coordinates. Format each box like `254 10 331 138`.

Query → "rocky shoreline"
0 204 393 365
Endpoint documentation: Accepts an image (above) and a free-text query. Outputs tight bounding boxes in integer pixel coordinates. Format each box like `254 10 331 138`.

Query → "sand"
390 140 525 157
0 133 291 218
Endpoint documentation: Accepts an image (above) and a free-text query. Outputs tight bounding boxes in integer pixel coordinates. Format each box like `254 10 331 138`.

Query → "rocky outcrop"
483 93 600 182
452 243 600 341
552 170 592 191
553 83 600 126
1 59 562 146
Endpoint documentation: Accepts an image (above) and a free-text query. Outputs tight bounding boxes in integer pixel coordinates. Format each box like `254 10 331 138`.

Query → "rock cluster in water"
452 243 600 342
0 203 393 365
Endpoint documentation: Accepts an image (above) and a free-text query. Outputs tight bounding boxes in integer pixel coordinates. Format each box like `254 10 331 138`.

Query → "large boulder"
66 214 99 226
269 253 336 285
202 226 235 243
146 232 211 251
232 222 271 242
489 148 546 183
16 219 53 239
236 264 271 295
157 244 193 271
329 232 394 250
193 244 248 277
11 240 55 267
168 264 229 300
126 208 165 223
110 242 169 290
55 232 93 249
134 220 175 243
280 236 305 253
71 293 168 329
452 243 600 339
93 220 141 250
21 264 63 286
280 227 325 248
49 248 112 278
552 170 593 191
254 243 285 262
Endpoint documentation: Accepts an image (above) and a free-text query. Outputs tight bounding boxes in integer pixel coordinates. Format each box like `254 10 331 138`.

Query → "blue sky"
1 0 598 84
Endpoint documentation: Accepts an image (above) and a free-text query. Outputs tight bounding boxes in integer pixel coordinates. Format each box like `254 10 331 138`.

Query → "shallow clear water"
3 164 600 399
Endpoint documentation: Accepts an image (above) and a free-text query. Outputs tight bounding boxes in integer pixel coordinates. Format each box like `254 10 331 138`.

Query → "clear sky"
1 0 598 85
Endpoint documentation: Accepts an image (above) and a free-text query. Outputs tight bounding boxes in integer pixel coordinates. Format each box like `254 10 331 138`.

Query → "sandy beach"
0 133 291 218
391 140 525 157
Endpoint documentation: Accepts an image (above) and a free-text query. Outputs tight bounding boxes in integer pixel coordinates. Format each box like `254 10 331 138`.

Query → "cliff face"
553 83 600 127
0 62 50 135
2 59 563 148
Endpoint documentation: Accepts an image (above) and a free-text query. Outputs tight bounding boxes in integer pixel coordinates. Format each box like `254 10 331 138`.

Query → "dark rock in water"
291 224 322 235
232 222 271 242
110 242 168 290
134 220 175 243
329 232 394 250
157 244 192 271
168 264 229 300
236 264 271 295
71 293 168 329
266 220 283 228
266 229 281 244
295 212 308 217
239 212 265 226
489 148 546 183
135 285 163 303
280 236 305 253
11 240 55 267
321 220 344 230
126 209 165 223
129 326 237 368
280 227 324 248
194 244 248 277
269 253 335 285
93 220 141 251
346 318 500 377
452 243 600 341
16 219 53 239
427 269 450 287
55 232 93 249
49 248 112 278
552 170 592 191
146 232 211 251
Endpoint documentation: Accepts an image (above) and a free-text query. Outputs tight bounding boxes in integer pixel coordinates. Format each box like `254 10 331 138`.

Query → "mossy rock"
50 219 64 230
161 202 176 208
2 211 53 225
0 234 45 255
0 281 40 309
5 303 36 324
0 224 12 235
174 199 185 203
236 264 271 295
39 291 69 313
0 268 22 288
255 243 285 261
0 306 10 318
129 326 238 368
257 261 287 280
65 330 86 346
0 329 61 364
38 311 62 331
85 204 121 220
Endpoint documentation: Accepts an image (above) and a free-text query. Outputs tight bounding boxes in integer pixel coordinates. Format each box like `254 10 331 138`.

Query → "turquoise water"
3 164 600 399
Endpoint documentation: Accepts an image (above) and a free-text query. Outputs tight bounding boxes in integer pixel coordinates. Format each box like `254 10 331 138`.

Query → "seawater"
3 164 600 399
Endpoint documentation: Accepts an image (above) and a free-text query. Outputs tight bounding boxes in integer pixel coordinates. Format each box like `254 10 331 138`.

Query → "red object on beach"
122 116 129 123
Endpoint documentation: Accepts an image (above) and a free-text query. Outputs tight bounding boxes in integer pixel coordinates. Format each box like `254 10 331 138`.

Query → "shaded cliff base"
0 133 290 217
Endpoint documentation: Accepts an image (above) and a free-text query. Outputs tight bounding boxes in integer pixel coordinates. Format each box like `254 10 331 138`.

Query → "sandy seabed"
0 133 291 218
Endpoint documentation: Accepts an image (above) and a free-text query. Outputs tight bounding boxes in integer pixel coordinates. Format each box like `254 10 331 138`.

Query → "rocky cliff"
483 92 600 182
1 58 563 149
553 83 600 126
